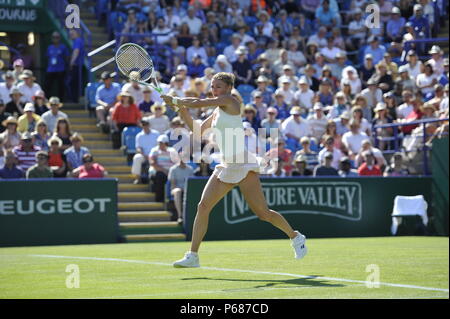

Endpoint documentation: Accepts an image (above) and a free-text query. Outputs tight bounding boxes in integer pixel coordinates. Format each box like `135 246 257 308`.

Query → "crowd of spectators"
93 0 449 185
0 61 106 180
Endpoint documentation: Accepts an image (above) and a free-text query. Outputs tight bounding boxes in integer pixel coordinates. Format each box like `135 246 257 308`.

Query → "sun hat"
47 135 63 147
157 135 169 143
2 116 18 127
10 88 23 97
19 69 35 80
23 103 35 113
151 103 167 113
374 102 387 112
290 106 302 115
47 96 63 108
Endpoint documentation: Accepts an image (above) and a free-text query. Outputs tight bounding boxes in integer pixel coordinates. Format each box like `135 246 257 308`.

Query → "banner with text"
0 179 119 247
183 177 433 240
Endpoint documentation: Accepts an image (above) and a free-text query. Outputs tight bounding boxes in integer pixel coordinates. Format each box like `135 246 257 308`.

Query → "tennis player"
161 72 307 268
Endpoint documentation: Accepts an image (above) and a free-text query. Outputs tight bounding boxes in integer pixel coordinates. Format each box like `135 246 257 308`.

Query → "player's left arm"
162 95 234 110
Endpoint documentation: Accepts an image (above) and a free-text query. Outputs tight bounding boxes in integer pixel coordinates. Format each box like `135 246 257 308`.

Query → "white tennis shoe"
291 231 308 259
173 251 200 268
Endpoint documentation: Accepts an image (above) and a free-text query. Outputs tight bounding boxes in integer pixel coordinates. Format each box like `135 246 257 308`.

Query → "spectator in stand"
261 107 281 138
265 138 294 176
242 104 261 133
6 88 25 116
346 9 366 51
32 120 50 151
73 153 107 179
26 151 53 179
95 71 121 132
372 102 394 150
304 41 319 65
322 119 347 154
281 106 312 152
232 47 253 87
0 136 4 167
354 139 387 168
396 90 415 119
147 104 170 134
317 80 334 109
111 91 142 133
294 136 319 170
338 156 359 177
361 78 383 111
54 118 72 152
186 36 208 66
416 63 438 96
350 105 372 136
131 118 159 184
149 134 179 202
404 50 423 80
340 66 362 95
0 152 24 179
152 17 174 45
11 59 24 82
328 92 351 120
291 154 313 176
266 156 288 177
307 102 328 142
13 131 40 173
138 86 155 117
320 35 341 64
408 4 430 39
358 151 382 176
168 151 195 224
187 54 207 79
342 120 369 161
194 157 214 176
395 65 417 94
333 111 351 136
294 77 315 113
0 116 21 149
271 90 290 120
168 37 186 66
386 7 406 43
122 75 145 106
319 65 339 92
438 59 449 86
318 134 343 169
47 135 67 178
45 31 69 100
364 36 386 65
383 91 398 120
273 50 296 77
314 151 339 176
371 61 394 94
0 71 15 105
359 54 376 88
68 29 84 103
384 152 410 176
312 52 326 78
315 0 338 28
32 90 48 116
287 40 307 70
252 75 273 107
41 96 68 133
17 103 40 133
181 6 202 35
64 133 90 173
276 77 296 105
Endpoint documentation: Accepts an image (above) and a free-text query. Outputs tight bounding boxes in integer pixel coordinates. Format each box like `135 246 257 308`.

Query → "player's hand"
161 95 174 106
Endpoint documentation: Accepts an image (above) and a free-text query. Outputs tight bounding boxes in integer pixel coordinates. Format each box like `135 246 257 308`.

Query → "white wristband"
172 97 179 106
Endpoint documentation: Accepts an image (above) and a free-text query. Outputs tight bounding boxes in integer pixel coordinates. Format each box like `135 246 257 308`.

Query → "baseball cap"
295 154 307 163
267 107 278 114
101 71 113 80
274 88 285 97
13 59 24 67
324 151 333 159
282 64 292 71
340 156 350 163
413 4 423 11
242 121 252 129
298 77 308 85
398 65 408 73
176 64 187 72
257 75 269 83
391 7 401 14
313 102 323 110
157 135 169 143
365 53 373 60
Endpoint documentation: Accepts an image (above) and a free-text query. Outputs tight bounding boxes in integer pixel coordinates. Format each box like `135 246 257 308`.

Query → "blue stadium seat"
208 56 216 67
236 84 255 105
85 82 102 109
165 180 174 201
121 126 142 154
188 162 198 171
109 11 127 34
215 42 227 55
244 16 259 30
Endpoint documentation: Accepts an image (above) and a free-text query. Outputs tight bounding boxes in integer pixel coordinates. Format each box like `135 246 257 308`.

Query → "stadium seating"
236 84 255 105
84 81 102 110
121 126 142 155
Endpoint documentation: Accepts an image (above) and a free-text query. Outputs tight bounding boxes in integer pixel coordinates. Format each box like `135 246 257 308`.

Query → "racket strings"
116 45 154 81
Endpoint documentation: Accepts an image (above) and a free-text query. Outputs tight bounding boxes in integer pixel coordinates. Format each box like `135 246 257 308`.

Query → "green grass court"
0 237 448 299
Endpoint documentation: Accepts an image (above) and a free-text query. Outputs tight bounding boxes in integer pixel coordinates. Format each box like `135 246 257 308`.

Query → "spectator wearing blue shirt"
131 118 159 184
139 86 154 116
315 0 338 28
408 4 430 38
0 152 24 179
64 133 90 172
187 54 207 78
68 29 85 103
95 72 121 132
364 36 386 65
386 7 406 42
45 32 69 101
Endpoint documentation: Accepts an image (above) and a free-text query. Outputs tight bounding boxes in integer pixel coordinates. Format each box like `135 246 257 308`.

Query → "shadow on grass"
181 276 345 290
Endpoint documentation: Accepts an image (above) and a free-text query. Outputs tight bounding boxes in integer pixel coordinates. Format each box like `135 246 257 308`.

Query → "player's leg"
171 187 184 223
190 174 236 252
238 170 297 239
173 174 236 268
238 170 307 259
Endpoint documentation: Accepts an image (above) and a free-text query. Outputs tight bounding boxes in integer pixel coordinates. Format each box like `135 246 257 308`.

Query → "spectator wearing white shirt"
276 79 295 105
181 6 202 35
17 70 42 103
131 118 160 184
147 104 170 134
294 77 315 112
341 66 362 95
164 6 181 29
361 78 383 109
40 96 68 133
346 9 366 51
152 17 174 45
287 40 307 69
281 106 311 151
404 50 423 79
307 103 328 142
318 134 343 169
256 10 274 37
122 80 145 106
223 34 242 64
416 63 438 96
342 120 369 160
396 90 415 119
0 71 15 104
186 36 208 66
355 139 387 168
320 35 341 64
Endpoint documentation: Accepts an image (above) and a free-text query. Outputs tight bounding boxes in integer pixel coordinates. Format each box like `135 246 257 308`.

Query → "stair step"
105 165 131 173
95 156 127 164
118 183 149 192
118 210 172 222
81 132 109 140
69 118 97 125
64 103 84 109
120 222 183 235
90 149 123 156
109 173 136 183
118 202 164 211
65 109 89 116
71 123 98 130
118 192 154 202
124 233 186 242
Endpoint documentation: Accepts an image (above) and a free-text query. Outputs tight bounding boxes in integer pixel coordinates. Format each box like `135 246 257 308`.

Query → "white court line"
28 254 449 293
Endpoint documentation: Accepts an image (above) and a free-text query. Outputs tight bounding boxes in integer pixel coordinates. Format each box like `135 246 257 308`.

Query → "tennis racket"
115 43 163 94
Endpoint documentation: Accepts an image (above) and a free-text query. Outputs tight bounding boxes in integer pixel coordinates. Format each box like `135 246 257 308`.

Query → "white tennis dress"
211 106 261 184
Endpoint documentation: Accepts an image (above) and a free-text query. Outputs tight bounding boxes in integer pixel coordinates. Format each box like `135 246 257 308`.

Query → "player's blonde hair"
212 72 235 88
